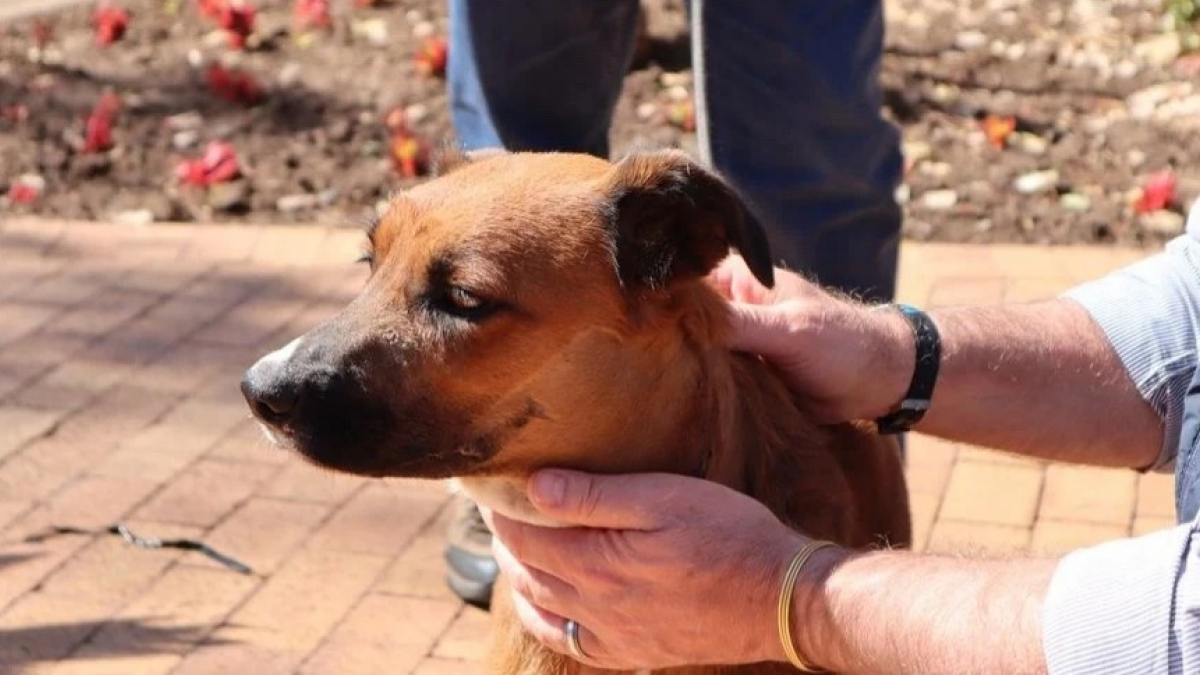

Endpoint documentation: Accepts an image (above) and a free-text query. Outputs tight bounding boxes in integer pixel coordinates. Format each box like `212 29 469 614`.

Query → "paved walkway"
0 217 1173 674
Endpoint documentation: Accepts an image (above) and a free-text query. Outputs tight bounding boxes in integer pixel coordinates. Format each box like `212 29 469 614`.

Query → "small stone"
277 193 319 212
1059 192 1092 212
352 19 389 47
965 180 993 203
1141 210 1185 236
40 48 64 66
186 48 205 68
202 29 231 49
317 188 338 206
293 31 318 50
931 83 960 105
1127 149 1147 167
404 9 425 23
208 179 252 212
1013 169 1059 194
902 140 932 166
27 73 55 91
1012 132 1048 155
1004 43 1026 61
14 173 45 191
919 161 952 179
636 102 659 121
1134 33 1181 67
164 111 203 131
906 219 934 238
360 139 384 158
665 84 690 102
894 183 911 205
974 218 993 233
954 30 987 50
412 21 436 38
405 103 429 125
1128 82 1194 120
172 130 200 151
1114 60 1140 79
328 119 353 143
920 189 959 210
113 209 155 226
660 72 691 88
278 62 303 87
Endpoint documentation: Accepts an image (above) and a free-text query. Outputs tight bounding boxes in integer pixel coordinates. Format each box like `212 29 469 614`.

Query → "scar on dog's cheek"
263 336 303 365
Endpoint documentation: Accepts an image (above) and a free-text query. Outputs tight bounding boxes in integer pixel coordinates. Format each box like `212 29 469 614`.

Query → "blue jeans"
447 0 902 302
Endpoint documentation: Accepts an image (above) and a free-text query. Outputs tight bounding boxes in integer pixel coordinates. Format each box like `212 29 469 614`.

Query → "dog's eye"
447 286 484 311
434 285 500 321
356 252 374 267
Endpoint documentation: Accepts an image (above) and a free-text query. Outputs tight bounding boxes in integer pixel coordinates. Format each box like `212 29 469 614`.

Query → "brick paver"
0 217 1175 672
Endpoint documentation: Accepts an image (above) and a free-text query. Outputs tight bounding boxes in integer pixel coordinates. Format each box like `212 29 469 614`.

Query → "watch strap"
875 304 941 435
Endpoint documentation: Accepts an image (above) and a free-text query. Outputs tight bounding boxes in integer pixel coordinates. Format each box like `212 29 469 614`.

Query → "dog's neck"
666 283 843 530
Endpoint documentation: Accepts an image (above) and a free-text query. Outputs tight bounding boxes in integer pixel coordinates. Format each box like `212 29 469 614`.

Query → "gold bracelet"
777 539 836 672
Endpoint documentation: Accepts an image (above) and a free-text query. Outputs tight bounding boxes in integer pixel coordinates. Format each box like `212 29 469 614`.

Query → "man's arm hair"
907 299 1162 468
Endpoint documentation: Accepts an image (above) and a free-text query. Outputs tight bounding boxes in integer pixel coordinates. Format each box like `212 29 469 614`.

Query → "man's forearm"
876 299 1162 468
793 548 1055 675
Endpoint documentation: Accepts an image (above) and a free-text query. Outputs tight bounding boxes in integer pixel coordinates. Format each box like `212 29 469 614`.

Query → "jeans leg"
447 0 501 150
446 0 640 157
693 0 903 302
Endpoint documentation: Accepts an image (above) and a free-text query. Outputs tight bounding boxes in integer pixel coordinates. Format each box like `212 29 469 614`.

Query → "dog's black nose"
241 370 300 425
241 341 306 426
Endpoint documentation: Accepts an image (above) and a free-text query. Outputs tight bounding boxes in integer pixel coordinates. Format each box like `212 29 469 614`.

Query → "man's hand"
488 469 810 669
708 255 913 423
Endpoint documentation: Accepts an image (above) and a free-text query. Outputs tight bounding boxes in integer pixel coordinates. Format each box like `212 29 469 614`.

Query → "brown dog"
241 149 911 675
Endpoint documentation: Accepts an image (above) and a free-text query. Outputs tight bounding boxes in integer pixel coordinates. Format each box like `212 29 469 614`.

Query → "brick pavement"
0 216 1170 673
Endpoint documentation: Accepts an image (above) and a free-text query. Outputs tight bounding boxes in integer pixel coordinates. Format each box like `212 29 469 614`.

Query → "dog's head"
241 149 774 486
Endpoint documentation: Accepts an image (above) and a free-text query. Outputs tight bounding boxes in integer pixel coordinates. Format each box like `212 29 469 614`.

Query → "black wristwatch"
875 304 941 435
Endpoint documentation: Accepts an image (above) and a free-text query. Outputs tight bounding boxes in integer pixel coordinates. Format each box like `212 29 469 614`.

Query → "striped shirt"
1044 200 1200 673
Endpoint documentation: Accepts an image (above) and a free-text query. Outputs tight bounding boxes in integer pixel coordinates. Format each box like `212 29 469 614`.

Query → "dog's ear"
602 150 775 290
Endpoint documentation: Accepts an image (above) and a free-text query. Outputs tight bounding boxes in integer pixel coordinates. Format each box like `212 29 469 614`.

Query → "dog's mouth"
251 415 502 480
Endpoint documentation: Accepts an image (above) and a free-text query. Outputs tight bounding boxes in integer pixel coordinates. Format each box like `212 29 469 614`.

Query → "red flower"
414 36 448 78
1135 169 1177 214
1 105 29 123
197 0 225 20
293 0 332 31
83 93 121 154
32 20 54 50
93 4 129 46
981 114 1016 150
176 141 242 187
8 178 42 205
206 65 262 105
216 1 255 49
390 132 429 178
666 100 695 132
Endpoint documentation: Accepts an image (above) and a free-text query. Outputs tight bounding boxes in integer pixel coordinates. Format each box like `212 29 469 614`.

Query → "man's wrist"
788 544 853 672
865 306 918 420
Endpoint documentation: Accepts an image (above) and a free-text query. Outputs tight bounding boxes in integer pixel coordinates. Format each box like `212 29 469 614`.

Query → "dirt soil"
2 0 1199 247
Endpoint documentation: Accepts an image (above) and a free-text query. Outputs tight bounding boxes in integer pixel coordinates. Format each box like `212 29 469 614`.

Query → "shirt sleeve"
1043 517 1200 673
1060 201 1200 471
